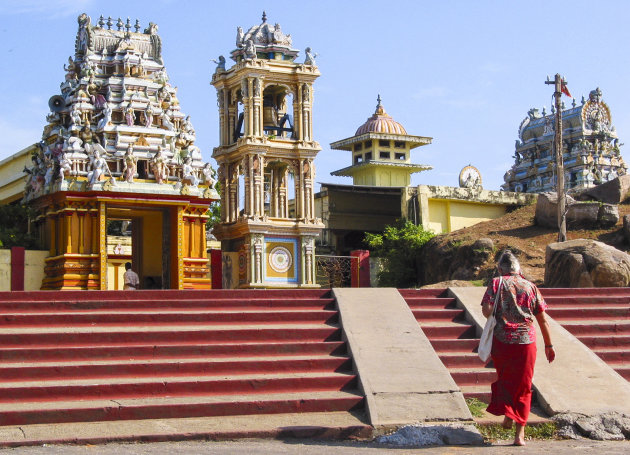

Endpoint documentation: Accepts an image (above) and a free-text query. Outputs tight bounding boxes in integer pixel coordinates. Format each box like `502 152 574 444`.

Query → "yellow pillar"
98 202 107 290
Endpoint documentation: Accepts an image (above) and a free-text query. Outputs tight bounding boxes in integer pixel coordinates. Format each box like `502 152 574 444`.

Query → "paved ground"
0 438 628 454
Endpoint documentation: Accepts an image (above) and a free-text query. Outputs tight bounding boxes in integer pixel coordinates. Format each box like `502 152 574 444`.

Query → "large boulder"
575 175 630 204
545 239 630 287
535 192 618 229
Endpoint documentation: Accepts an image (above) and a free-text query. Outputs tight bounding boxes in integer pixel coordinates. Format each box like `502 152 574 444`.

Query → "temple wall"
0 250 48 291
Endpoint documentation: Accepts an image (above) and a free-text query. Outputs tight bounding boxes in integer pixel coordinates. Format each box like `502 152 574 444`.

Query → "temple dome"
355 96 407 136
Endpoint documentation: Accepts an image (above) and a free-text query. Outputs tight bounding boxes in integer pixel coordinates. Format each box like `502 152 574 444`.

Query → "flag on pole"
561 79 572 98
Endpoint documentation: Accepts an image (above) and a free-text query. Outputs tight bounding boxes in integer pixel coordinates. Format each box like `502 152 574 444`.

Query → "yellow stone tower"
211 13 323 288
331 96 433 186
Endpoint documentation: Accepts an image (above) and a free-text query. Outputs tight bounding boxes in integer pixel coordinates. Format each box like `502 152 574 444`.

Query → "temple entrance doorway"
105 207 169 290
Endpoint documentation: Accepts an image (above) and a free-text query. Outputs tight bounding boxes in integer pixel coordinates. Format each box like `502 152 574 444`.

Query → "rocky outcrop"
624 215 630 243
574 175 630 204
419 237 494 284
554 412 630 440
545 239 630 287
535 192 619 229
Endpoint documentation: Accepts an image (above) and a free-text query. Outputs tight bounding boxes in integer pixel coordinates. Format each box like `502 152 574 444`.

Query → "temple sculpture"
503 87 627 193
211 12 323 288
24 13 218 290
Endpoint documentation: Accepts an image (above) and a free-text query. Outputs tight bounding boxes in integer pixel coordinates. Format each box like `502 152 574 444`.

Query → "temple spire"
262 11 267 23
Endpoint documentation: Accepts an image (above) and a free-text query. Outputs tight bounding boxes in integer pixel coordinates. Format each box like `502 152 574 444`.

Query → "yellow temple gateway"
22 14 219 290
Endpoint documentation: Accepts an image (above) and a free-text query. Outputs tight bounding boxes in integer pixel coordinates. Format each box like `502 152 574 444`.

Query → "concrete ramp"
450 287 630 417
333 288 473 429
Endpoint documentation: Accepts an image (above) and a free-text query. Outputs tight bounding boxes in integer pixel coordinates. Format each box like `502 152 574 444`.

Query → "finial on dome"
262 11 267 23
375 94 385 115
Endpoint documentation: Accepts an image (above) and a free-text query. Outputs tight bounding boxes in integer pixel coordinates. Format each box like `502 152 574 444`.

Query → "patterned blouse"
481 274 547 344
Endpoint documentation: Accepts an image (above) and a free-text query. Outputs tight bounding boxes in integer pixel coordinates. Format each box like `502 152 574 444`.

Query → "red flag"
561 80 572 98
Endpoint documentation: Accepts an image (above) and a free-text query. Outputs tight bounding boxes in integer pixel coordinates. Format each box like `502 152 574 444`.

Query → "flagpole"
545 73 567 242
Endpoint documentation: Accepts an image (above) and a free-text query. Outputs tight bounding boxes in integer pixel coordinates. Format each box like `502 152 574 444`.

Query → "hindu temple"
23 14 218 290
503 87 627 193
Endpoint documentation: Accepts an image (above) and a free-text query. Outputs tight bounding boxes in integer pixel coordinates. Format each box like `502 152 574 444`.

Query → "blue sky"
1 0 629 191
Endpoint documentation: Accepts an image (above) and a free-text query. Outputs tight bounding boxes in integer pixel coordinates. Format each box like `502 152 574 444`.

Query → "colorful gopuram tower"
211 13 323 288
25 14 218 290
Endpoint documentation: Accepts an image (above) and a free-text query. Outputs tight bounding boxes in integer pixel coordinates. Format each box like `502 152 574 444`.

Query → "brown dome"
355 96 407 136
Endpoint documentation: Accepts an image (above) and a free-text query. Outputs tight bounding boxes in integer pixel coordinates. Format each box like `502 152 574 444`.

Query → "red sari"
487 337 537 425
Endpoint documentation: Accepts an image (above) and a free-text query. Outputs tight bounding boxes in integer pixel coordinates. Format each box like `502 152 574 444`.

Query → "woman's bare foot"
501 416 513 429
513 423 526 446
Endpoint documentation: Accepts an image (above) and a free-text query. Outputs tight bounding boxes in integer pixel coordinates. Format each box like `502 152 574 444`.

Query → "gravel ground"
0 438 629 454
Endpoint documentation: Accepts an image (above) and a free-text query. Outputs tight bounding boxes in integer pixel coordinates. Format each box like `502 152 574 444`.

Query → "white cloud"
0 118 41 161
0 0 93 17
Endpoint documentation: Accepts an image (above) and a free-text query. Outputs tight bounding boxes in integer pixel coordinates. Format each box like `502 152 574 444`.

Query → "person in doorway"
123 262 140 290
481 250 555 446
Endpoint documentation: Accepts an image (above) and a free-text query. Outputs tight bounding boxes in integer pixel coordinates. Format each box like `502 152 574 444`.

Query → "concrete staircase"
541 288 630 382
0 289 369 443
400 289 495 402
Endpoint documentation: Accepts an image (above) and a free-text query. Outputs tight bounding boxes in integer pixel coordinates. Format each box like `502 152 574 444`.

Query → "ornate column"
251 233 264 285
295 85 302 141
48 214 57 256
302 235 315 285
98 202 107 290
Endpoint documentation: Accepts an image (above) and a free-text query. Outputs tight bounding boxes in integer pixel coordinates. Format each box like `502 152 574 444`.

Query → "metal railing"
315 255 356 288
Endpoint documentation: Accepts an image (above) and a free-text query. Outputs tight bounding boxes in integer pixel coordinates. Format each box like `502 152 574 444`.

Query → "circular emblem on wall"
269 246 292 273
459 165 482 189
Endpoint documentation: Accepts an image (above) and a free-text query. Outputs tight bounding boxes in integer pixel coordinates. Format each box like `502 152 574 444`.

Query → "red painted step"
0 341 347 363
0 289 367 428
0 393 364 427
401 289 495 403
540 288 630 384
0 309 339 327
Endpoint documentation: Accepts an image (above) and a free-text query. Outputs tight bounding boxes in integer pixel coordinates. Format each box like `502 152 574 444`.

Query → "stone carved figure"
58 151 72 183
87 150 109 186
253 79 261 97
43 154 55 189
236 26 244 48
124 103 135 126
304 47 318 66
160 109 174 131
64 56 78 81
212 55 226 72
70 107 83 127
272 23 292 46
144 22 163 64
77 13 93 55
181 116 195 141
122 144 137 183
96 101 112 130
202 163 216 188
244 39 256 59
181 156 199 187
144 103 155 128
151 147 169 184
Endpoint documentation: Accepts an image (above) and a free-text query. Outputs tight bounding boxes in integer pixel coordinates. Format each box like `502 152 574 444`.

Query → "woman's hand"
544 346 555 363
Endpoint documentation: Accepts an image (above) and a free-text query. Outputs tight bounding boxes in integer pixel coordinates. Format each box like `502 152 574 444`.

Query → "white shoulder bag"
478 277 502 362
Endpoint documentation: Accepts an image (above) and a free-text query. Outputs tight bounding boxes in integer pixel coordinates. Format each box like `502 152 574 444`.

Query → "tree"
205 181 221 232
0 204 40 249
365 220 435 288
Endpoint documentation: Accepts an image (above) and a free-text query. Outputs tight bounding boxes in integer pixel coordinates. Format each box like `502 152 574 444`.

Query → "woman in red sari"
481 251 555 446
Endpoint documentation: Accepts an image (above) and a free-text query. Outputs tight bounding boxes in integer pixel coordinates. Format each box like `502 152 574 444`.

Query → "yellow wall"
353 167 410 187
426 199 507 234
0 249 48 291
141 210 163 278
0 145 35 204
